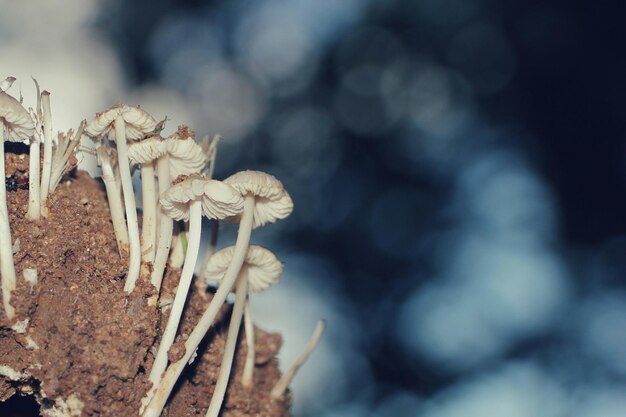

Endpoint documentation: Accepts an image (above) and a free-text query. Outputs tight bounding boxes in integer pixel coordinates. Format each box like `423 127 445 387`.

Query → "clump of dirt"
0 148 290 416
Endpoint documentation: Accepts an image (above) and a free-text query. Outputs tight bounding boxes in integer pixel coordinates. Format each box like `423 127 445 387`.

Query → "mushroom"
203 245 283 417
128 135 166 263
144 175 243 407
85 104 156 293
0 89 35 319
143 170 292 417
151 127 207 296
163 127 207 269
270 320 326 399
164 128 206 179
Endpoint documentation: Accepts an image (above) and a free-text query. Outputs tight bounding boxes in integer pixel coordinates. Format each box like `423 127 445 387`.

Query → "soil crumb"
0 149 290 416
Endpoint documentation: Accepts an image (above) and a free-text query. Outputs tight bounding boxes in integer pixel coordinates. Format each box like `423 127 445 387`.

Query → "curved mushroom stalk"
271 320 326 399
204 244 283 394
205 274 248 417
147 199 202 396
204 244 283 415
115 116 142 294
97 146 129 255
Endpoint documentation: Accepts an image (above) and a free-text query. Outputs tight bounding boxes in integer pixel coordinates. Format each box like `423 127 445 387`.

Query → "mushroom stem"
205 273 248 417
141 161 157 263
116 116 142 294
242 300 255 389
97 147 129 255
270 320 326 399
149 155 172 294
39 92 52 217
143 194 255 417
26 131 41 221
147 199 202 398
0 126 17 320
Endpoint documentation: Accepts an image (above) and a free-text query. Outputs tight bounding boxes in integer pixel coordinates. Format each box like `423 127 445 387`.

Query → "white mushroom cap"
165 131 207 178
202 179 245 219
224 170 293 229
128 135 166 165
205 245 283 293
0 90 35 142
85 104 156 141
160 175 244 221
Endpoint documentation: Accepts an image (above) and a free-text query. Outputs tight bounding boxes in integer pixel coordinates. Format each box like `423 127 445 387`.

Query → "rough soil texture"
0 149 290 416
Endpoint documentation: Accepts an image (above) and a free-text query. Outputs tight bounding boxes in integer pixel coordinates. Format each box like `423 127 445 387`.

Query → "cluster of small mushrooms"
0 76 325 416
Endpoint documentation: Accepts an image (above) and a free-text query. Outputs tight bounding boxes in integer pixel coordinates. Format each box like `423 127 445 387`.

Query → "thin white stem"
39 92 52 217
141 162 157 263
270 320 326 399
147 200 202 400
205 273 248 417
143 195 255 417
26 133 41 221
116 116 141 294
97 147 129 255
141 156 172 412
242 298 254 389
0 128 17 320
149 156 171 293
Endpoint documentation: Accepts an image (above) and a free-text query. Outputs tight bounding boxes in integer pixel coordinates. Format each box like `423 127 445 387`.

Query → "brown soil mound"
0 149 290 416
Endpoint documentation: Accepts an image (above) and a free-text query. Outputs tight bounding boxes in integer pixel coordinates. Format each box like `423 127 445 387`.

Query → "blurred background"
2 0 626 416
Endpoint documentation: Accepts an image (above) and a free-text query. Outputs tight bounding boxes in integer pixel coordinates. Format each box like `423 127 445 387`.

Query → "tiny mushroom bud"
143 175 243 410
204 245 283 417
0 89 35 319
86 104 156 293
144 170 293 417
